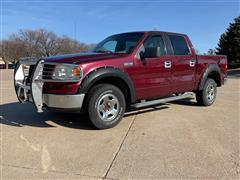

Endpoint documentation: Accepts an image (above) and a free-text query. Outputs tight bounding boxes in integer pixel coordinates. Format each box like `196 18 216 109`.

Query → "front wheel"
196 78 217 106
87 84 126 129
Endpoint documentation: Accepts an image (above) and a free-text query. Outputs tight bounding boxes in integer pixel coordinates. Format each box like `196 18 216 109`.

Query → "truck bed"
197 54 228 73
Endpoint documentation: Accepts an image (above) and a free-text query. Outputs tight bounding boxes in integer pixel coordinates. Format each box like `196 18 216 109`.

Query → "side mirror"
139 47 158 61
139 51 146 60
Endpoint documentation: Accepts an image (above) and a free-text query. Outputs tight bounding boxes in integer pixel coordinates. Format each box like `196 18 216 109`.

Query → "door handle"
189 60 196 67
164 61 172 68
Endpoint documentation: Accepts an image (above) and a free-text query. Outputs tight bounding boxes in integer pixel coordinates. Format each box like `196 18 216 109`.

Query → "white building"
0 57 13 69
0 57 4 65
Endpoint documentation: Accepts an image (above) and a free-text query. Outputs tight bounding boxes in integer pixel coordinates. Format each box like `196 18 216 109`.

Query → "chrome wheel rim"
97 93 120 122
206 84 215 102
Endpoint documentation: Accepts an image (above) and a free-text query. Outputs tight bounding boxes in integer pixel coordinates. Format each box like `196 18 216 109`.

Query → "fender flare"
79 67 135 103
199 64 221 90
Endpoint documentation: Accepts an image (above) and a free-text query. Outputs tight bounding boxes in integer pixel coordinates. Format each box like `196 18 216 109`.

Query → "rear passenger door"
167 34 196 93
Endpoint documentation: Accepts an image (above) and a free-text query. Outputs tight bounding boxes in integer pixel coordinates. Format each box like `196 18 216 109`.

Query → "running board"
131 93 194 109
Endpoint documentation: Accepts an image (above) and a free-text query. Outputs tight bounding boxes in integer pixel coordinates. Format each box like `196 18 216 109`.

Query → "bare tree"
0 29 94 68
37 29 59 56
57 36 90 54
0 40 26 68
10 29 60 57
10 29 40 57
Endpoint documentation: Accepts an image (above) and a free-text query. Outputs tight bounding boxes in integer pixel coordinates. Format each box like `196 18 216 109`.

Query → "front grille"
42 64 56 80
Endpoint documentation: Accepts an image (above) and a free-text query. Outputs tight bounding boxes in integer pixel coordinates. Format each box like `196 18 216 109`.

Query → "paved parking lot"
0 69 239 179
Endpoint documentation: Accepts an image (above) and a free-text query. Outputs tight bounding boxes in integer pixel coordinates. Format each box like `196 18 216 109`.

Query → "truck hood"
44 52 129 64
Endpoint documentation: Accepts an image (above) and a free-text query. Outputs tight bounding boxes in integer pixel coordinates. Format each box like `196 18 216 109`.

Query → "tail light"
219 58 228 74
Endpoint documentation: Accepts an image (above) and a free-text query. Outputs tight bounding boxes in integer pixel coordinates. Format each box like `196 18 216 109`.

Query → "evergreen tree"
216 16 240 67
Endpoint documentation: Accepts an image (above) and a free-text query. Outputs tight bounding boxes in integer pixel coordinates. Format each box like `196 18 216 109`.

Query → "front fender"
79 67 135 102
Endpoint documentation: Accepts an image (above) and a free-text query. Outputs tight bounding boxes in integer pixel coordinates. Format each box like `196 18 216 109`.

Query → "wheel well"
207 71 221 86
87 76 132 104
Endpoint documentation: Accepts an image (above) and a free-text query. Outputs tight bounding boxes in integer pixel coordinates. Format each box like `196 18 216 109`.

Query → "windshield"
93 33 144 54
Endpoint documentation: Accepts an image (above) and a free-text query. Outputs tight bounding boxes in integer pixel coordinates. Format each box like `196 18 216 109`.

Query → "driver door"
132 34 172 100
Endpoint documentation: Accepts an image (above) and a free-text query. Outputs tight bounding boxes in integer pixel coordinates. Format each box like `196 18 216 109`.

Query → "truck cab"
128 32 198 99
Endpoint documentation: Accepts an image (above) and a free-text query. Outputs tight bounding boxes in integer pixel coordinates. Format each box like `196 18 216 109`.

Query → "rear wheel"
87 84 126 129
196 78 217 106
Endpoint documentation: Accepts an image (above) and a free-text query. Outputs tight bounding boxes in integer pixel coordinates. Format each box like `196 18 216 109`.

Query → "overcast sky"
1 0 239 53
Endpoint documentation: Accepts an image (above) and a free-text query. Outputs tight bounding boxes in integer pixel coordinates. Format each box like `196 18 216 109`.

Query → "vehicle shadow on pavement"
125 105 170 117
228 68 240 78
1 102 170 128
0 102 95 130
1 99 198 129
170 97 199 106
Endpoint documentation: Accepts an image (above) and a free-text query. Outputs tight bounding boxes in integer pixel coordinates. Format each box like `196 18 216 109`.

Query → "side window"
143 35 166 56
116 41 136 54
125 41 136 53
168 35 190 55
102 41 117 52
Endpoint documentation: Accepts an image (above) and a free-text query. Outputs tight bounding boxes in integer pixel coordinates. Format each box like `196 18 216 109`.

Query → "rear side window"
169 35 190 55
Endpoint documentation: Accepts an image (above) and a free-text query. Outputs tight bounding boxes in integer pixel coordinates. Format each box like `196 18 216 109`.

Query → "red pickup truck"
14 31 228 129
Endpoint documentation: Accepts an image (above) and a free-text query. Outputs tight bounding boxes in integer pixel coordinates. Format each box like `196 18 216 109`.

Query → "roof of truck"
115 31 187 36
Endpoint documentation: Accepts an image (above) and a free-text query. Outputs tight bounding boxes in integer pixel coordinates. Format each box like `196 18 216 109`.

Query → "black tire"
196 78 217 106
86 84 126 129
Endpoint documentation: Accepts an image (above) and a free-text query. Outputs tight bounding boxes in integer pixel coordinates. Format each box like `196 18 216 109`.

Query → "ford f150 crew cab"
14 31 228 129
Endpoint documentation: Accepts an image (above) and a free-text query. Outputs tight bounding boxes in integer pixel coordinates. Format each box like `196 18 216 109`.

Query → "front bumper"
14 59 84 112
43 93 85 109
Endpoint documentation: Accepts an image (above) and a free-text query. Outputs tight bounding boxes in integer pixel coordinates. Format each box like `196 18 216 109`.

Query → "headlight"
51 64 83 81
